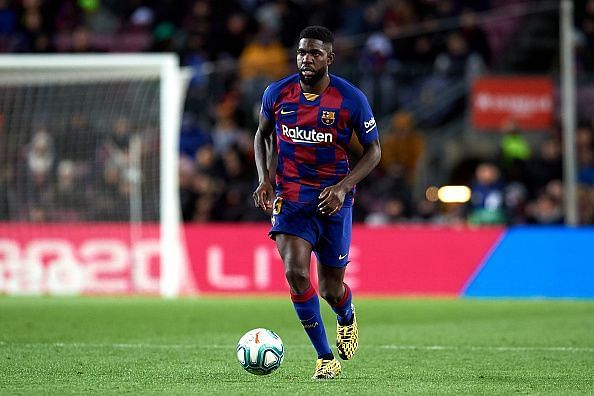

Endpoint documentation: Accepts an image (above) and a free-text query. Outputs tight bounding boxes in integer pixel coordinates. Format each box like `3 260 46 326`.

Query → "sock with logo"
329 283 353 326
291 284 333 359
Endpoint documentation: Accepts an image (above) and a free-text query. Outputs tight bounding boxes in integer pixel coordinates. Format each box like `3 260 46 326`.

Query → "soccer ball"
236 328 284 375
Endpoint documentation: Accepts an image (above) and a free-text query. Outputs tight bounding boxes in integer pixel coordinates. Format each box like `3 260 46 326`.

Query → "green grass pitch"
1 297 593 395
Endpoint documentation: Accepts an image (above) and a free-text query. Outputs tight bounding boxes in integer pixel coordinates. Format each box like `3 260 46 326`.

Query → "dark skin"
253 38 381 302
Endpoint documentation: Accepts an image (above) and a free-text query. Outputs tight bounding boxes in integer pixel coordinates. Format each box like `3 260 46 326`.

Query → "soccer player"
252 26 381 379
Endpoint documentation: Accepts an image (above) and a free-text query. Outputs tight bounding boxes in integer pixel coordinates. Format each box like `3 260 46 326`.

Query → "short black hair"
298 26 334 45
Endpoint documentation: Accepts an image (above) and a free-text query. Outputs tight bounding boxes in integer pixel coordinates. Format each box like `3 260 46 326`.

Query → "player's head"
297 26 334 86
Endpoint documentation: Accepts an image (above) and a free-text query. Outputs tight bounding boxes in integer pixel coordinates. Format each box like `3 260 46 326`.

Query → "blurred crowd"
0 112 160 222
357 117 594 226
1 0 594 225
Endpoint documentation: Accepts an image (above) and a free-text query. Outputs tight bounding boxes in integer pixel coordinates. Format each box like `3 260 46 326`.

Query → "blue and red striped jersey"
261 73 379 206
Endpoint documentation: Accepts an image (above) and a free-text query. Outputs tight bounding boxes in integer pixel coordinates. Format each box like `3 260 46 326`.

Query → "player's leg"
270 200 341 379
318 264 358 360
318 265 353 325
316 205 359 360
275 233 339 378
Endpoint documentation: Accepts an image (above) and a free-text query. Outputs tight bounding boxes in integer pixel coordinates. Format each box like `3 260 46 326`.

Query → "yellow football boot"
311 358 342 379
336 305 358 360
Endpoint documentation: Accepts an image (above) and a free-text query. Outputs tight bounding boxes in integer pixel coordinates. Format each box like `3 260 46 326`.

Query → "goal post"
0 54 187 297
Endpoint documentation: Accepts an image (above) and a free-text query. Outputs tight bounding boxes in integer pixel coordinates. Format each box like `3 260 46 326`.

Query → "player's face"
297 38 333 86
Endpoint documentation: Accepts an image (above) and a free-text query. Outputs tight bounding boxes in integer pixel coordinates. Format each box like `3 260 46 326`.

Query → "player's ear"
327 51 334 65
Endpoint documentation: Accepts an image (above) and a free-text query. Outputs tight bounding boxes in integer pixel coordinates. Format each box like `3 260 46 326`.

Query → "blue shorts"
269 197 352 268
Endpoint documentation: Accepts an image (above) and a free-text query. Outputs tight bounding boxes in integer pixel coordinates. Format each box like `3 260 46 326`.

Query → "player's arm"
253 113 276 212
318 139 381 215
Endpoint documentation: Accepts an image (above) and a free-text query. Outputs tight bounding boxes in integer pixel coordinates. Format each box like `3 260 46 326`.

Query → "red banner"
0 223 161 295
0 223 504 296
471 77 554 130
183 224 503 296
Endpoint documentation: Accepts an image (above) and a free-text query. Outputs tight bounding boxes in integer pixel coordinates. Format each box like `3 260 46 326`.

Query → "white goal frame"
0 54 185 297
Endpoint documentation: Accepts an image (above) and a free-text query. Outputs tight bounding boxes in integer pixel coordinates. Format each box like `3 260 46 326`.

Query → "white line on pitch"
1 342 593 353
379 345 594 352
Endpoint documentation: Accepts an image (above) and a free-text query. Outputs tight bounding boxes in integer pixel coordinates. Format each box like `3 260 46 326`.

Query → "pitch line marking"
1 342 593 353
379 345 594 352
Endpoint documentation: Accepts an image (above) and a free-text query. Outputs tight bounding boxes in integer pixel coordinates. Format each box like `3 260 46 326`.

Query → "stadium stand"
0 0 592 224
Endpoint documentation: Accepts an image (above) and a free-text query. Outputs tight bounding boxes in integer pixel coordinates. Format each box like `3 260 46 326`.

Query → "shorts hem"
269 230 316 248
315 258 350 269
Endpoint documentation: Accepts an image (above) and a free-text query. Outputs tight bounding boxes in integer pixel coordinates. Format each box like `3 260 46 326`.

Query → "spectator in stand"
363 161 412 225
54 0 83 33
467 162 507 225
545 179 565 206
0 164 13 220
179 113 212 160
359 32 397 115
49 160 87 221
101 115 131 171
194 144 218 175
526 181 564 225
53 112 98 162
384 0 418 63
218 12 251 59
365 196 409 226
150 21 176 52
0 0 18 41
210 87 250 155
410 34 438 75
179 156 198 221
578 124 594 151
78 0 120 35
93 160 129 221
238 23 288 82
577 131 594 186
22 128 55 221
216 146 253 222
128 6 154 32
523 137 563 199
181 0 212 50
275 0 308 48
182 31 208 71
14 3 44 52
70 26 103 52
459 8 491 66
238 22 289 116
336 0 366 36
504 181 529 225
578 185 594 224
190 144 224 221
498 119 531 182
577 0 594 71
379 111 425 184
434 31 485 79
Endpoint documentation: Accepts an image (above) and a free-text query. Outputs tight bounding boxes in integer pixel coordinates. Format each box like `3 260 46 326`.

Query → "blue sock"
330 283 353 326
291 284 332 359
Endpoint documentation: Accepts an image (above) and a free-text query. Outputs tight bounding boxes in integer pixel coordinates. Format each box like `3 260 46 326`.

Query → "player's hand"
318 185 347 216
253 181 274 213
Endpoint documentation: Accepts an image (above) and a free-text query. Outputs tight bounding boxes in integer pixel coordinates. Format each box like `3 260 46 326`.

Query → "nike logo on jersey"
280 108 296 115
339 253 348 260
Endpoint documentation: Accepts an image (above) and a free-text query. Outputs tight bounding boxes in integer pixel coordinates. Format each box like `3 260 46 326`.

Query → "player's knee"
284 268 309 293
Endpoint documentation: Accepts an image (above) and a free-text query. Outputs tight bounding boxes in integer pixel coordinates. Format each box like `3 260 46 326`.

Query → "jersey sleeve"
260 85 276 121
350 89 379 146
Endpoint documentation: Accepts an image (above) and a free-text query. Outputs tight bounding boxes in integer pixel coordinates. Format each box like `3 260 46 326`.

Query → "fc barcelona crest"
321 110 336 126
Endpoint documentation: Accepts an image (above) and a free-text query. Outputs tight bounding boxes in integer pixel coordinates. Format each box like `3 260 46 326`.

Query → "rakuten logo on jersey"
281 124 333 144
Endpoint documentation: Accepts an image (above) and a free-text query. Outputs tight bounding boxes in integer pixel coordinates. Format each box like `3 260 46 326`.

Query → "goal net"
0 55 186 297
